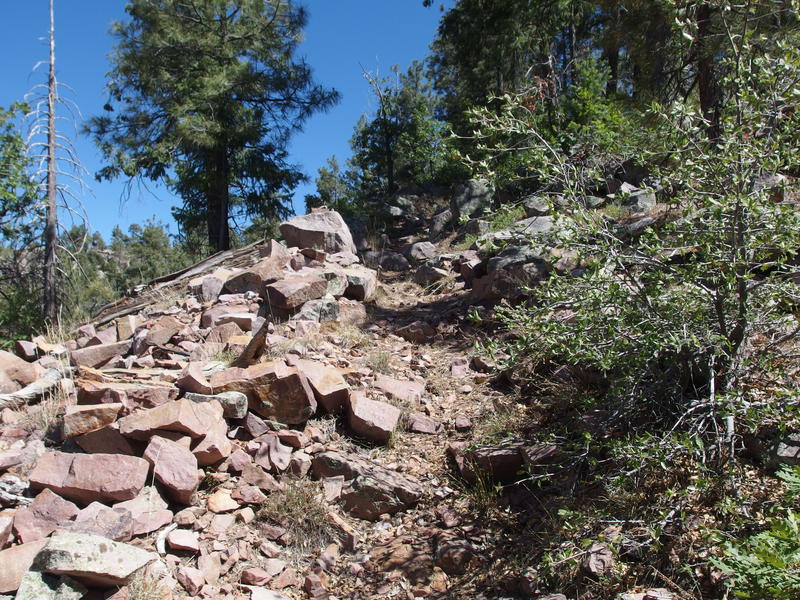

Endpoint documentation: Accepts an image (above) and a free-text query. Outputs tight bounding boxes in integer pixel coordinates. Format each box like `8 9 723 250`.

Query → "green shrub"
713 467 800 599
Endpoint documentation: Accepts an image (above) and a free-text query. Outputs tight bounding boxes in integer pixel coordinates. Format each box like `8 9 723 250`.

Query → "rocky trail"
0 207 554 600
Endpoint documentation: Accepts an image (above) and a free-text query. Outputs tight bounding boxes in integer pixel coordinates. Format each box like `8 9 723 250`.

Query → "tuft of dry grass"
324 323 369 349
366 349 393 374
257 477 335 554
127 568 172 600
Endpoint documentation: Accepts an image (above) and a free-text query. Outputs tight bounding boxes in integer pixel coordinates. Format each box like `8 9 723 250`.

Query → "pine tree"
88 0 339 252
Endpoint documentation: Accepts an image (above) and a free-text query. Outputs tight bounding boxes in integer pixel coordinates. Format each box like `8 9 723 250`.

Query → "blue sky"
0 1 452 240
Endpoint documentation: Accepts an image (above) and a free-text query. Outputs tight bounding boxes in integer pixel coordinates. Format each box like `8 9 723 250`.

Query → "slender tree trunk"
696 3 721 140
43 0 59 324
207 148 231 252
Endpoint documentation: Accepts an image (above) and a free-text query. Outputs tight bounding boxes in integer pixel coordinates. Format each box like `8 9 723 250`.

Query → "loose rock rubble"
0 206 623 600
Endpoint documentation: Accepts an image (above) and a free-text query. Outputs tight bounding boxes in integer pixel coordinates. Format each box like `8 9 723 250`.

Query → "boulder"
117 398 224 440
12 489 79 543
406 412 443 435
279 209 357 254
413 265 450 286
205 321 245 344
185 391 248 419
62 502 134 541
114 487 173 536
33 532 155 587
401 241 436 262
115 315 141 341
522 195 550 217
74 425 137 456
296 296 340 323
176 363 213 395
200 302 254 329
14 572 86 600
342 266 378 302
429 207 453 235
29 452 149 505
265 276 327 310
0 540 48 594
14 340 39 362
210 360 316 425
143 436 200 505
61 403 123 439
143 315 183 347
451 179 494 221
289 358 350 414
312 451 423 520
0 350 45 391
189 274 226 303
77 380 179 410
581 542 615 578
347 394 400 445
192 420 233 466
363 250 411 272
224 255 289 295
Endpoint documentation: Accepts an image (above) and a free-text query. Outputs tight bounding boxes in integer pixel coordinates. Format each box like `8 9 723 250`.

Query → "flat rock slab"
114 486 173 536
117 398 223 440
374 374 425 404
185 391 248 419
77 379 179 410
61 502 134 541
70 340 132 368
34 531 155 587
265 276 328 310
29 452 149 505
312 451 423 520
62 403 123 439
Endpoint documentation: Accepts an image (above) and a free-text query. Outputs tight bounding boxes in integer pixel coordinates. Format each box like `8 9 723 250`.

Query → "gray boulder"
400 241 436 262
280 209 357 254
429 208 453 235
451 179 494 221
363 250 411 272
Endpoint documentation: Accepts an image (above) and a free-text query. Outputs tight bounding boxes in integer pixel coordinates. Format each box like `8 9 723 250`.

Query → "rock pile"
0 209 436 600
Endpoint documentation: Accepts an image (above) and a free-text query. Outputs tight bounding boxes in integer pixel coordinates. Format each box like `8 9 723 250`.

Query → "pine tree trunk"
207 149 231 252
43 0 59 324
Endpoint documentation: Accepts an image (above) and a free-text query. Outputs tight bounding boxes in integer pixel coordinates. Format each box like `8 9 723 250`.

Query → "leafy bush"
714 467 800 599
473 29 800 446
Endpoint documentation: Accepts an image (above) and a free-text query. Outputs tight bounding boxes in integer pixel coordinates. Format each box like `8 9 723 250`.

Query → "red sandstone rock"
289 358 350 414
62 403 123 439
29 451 149 505
114 486 173 536
265 276 327 310
70 341 132 368
12 488 79 543
347 393 400 445
0 539 48 593
143 436 200 505
210 360 316 425
176 363 213 394
117 398 223 440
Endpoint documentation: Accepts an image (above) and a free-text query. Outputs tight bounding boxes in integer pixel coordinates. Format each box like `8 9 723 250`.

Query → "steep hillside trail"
0 212 537 600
